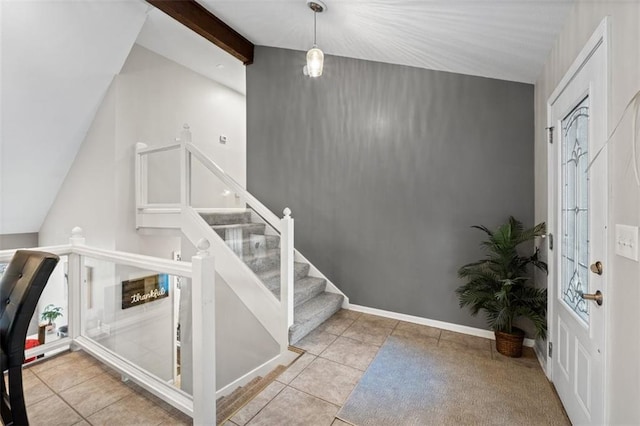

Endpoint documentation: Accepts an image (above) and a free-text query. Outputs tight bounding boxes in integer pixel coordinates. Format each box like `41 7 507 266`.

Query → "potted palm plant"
456 216 547 357
41 304 63 333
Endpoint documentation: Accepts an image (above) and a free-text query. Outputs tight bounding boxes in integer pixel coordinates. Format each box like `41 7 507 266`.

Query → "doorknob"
581 290 603 306
590 261 603 275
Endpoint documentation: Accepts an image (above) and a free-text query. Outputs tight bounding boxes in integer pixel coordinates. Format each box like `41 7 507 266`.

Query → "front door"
547 20 608 425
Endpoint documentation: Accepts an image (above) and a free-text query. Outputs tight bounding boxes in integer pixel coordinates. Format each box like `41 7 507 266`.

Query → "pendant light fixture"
306 1 326 78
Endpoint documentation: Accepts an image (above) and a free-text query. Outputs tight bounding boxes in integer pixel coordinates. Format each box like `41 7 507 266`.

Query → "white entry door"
547 20 608 425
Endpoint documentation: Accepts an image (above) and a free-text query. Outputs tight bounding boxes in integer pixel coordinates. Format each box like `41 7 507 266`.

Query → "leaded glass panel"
561 97 590 323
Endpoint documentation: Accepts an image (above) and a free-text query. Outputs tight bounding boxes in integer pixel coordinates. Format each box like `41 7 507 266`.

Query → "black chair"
0 250 59 426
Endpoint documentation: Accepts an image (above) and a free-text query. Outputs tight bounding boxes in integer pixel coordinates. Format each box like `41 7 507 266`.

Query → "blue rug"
337 335 568 425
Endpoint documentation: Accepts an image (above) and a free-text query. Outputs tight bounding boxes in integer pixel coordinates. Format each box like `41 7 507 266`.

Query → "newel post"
180 124 192 208
191 238 216 425
280 208 295 350
68 227 85 342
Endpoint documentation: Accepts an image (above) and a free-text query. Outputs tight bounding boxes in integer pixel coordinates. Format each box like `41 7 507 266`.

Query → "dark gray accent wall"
247 46 534 330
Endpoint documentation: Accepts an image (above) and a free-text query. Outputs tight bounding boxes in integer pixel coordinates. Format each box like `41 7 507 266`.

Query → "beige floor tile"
59 372 133 417
316 313 357 336
290 357 363 406
332 419 352 426
72 421 91 426
27 350 93 375
158 410 193 425
439 330 492 350
319 336 380 371
341 320 393 346
27 394 82 426
355 313 398 330
35 356 105 392
247 387 338 426
22 369 55 407
392 321 442 343
277 353 316 384
222 421 239 426
294 330 339 355
438 339 492 359
231 381 285 425
87 393 174 425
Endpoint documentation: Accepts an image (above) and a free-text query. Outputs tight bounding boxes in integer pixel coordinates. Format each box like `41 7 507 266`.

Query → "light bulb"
306 47 324 78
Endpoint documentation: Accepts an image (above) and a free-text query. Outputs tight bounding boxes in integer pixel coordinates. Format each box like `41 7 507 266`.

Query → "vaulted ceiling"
199 0 575 84
1 0 574 236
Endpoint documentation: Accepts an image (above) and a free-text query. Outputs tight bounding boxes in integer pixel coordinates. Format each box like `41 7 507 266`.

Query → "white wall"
534 1 640 423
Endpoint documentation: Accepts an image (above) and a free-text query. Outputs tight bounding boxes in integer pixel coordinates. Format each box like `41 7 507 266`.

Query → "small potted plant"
41 304 63 333
456 216 547 357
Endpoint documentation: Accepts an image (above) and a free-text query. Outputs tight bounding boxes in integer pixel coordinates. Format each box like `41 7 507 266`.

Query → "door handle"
581 290 603 306
590 261 603 275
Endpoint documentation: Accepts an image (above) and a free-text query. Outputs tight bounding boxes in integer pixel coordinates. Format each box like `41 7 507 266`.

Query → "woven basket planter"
494 328 525 358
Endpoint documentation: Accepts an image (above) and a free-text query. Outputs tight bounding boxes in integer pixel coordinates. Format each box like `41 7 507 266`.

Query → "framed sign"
122 274 169 309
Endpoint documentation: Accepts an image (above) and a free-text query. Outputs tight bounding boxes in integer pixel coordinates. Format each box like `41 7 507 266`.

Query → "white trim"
347 304 536 348
0 244 72 262
534 342 548 376
547 18 608 106
215 349 300 399
72 244 193 277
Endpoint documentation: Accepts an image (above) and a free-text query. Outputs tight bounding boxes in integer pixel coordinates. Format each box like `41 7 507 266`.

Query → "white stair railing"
135 125 295 350
0 229 216 424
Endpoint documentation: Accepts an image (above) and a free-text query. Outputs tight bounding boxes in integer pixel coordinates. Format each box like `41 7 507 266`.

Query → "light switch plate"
615 224 639 261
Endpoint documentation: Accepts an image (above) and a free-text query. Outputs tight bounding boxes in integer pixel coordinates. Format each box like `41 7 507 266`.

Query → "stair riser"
246 252 280 275
200 211 252 225
289 293 344 344
260 263 310 292
294 279 327 307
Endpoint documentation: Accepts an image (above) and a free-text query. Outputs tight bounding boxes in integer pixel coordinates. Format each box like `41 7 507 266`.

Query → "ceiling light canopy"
305 0 325 78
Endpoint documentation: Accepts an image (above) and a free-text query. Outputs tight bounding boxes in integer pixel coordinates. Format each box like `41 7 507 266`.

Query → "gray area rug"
337 335 568 426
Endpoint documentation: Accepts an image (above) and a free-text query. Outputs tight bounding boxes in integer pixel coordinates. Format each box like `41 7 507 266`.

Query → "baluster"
135 142 148 214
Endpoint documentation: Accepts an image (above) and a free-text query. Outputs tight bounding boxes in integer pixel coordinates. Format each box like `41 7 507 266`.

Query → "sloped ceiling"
0 1 149 235
0 0 574 235
200 0 574 84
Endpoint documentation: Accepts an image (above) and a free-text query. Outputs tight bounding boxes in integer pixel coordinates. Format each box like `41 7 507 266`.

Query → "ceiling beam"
146 0 254 65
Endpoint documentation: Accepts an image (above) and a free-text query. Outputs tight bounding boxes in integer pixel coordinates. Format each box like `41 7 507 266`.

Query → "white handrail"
137 143 181 155
185 142 283 233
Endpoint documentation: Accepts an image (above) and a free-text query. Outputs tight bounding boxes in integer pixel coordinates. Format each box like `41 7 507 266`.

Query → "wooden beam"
147 0 254 65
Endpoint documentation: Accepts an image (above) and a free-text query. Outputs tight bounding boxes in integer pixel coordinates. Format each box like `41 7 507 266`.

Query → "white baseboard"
533 343 548 375
346 303 536 348
215 349 299 399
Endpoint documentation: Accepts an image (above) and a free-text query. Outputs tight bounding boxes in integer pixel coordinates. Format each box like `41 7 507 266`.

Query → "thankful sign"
122 274 169 309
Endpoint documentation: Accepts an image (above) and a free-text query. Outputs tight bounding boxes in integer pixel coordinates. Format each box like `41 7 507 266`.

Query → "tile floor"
15 350 191 426
17 310 558 426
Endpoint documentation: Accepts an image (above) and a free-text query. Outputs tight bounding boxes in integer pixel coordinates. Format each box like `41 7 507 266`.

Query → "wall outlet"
615 224 639 261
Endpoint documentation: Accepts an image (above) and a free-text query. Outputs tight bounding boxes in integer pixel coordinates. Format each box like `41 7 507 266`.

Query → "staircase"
200 211 344 344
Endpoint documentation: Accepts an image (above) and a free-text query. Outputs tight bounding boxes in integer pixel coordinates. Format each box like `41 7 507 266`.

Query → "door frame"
546 16 610 422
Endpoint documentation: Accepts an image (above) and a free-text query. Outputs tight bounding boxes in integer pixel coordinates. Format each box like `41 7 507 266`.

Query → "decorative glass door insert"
561 96 590 324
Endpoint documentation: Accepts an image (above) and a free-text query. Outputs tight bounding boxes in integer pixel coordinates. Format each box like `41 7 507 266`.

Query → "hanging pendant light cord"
313 11 317 46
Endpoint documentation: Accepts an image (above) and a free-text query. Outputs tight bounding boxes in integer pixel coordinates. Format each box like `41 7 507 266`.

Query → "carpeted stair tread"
216 365 288 425
200 211 252 226
289 292 344 344
212 222 266 240
258 262 310 290
243 249 280 274
293 276 327 307
261 276 327 305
